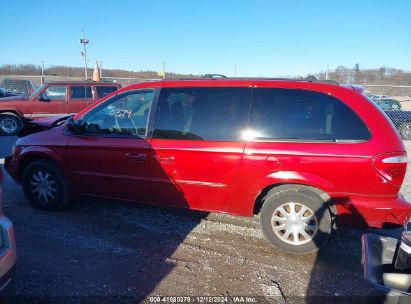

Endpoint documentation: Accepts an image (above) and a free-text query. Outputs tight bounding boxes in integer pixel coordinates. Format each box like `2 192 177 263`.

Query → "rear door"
149 87 251 212
30 84 68 119
68 85 94 114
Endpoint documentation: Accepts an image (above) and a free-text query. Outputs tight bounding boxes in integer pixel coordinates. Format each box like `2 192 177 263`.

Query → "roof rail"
163 75 340 85
305 76 339 85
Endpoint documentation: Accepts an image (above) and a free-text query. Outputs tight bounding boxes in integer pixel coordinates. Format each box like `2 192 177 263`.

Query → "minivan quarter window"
153 87 251 141
249 88 371 142
80 89 154 137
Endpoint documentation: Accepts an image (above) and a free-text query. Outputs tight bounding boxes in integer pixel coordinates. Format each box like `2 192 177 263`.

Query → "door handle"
125 153 146 161
153 155 175 164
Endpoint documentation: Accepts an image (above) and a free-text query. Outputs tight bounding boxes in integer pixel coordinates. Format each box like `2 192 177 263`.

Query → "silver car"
0 168 16 291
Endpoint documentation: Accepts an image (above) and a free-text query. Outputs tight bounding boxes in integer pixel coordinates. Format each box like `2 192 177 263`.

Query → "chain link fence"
362 85 411 140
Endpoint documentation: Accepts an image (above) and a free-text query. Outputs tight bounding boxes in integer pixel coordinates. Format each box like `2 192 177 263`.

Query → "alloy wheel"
271 202 318 245
30 171 57 203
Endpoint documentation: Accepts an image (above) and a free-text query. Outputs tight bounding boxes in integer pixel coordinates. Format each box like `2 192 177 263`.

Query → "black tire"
22 160 71 211
260 185 332 253
0 114 22 136
399 122 411 140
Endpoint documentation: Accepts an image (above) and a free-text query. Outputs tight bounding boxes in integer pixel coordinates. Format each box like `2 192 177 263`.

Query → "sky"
1 0 410 77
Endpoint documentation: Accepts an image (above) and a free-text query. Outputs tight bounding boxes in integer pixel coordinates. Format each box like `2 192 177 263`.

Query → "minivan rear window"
249 88 371 141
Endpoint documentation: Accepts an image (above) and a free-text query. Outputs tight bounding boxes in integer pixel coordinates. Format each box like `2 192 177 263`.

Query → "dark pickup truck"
375 98 411 140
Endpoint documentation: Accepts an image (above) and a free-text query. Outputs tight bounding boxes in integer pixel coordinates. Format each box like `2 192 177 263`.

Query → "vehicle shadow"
0 135 18 159
1 147 210 304
305 201 391 304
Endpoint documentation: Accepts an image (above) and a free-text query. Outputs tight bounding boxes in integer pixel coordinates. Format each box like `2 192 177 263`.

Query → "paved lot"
0 136 410 303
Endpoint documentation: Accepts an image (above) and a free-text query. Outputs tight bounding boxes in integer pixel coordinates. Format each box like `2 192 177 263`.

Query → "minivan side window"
153 88 251 141
81 90 154 138
249 88 371 141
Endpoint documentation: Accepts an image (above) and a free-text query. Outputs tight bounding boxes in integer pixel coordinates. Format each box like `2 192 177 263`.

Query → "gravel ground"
0 136 410 304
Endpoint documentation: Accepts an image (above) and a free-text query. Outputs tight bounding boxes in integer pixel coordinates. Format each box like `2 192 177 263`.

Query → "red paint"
150 139 244 212
5 79 410 228
66 135 151 203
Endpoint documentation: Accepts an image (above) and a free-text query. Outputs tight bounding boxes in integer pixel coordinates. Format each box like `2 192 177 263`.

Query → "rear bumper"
0 214 16 292
335 194 411 228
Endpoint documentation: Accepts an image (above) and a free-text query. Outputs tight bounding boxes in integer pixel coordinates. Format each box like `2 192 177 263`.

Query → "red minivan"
4 78 410 253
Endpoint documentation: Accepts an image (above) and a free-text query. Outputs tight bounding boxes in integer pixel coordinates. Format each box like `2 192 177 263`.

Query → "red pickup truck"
0 81 121 135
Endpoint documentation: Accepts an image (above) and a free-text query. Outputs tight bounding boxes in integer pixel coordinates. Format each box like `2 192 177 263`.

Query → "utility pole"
162 61 166 79
325 64 329 80
79 30 89 80
41 61 45 84
234 64 237 77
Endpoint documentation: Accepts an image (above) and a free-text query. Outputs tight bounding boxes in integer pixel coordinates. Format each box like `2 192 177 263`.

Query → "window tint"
70 86 93 99
42 86 66 101
96 86 118 98
153 88 251 141
249 88 371 141
82 90 154 137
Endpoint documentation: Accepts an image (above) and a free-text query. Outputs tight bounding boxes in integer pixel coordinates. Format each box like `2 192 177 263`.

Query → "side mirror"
66 117 76 132
66 117 85 134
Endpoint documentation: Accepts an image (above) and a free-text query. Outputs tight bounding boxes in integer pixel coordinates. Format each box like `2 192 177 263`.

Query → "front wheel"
260 186 332 253
0 114 22 135
22 160 71 210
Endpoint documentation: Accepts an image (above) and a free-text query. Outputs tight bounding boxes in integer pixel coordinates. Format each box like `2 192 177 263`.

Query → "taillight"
373 152 408 186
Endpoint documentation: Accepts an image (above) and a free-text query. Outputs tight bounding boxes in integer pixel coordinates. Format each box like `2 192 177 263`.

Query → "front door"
30 85 68 119
150 87 252 212
66 89 155 203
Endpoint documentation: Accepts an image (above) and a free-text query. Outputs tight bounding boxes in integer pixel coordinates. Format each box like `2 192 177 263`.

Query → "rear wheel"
260 186 332 253
0 114 22 135
22 160 71 210
399 122 411 140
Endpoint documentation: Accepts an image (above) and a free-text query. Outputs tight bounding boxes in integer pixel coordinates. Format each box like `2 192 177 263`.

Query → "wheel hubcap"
0 118 17 134
271 202 318 245
30 171 57 203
